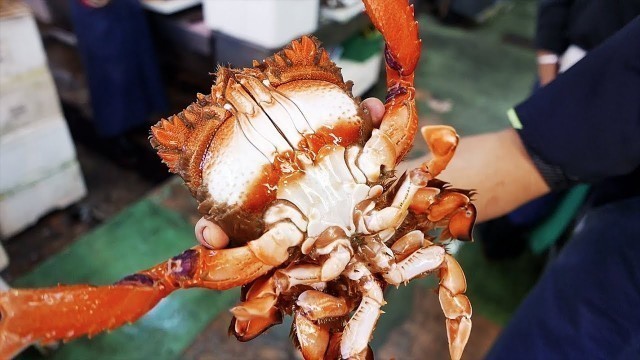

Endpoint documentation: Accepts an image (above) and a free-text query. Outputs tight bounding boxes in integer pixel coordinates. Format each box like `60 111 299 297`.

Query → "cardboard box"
203 0 319 48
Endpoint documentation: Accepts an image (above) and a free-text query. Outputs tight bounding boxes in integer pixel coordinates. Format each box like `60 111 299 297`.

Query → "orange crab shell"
150 36 374 242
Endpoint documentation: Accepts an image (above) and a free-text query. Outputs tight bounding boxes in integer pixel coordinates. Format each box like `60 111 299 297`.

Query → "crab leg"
340 274 385 359
0 221 303 358
273 237 352 291
409 185 477 241
292 290 354 360
294 311 331 360
382 232 446 285
438 255 472 360
383 232 472 360
230 275 283 341
362 0 421 165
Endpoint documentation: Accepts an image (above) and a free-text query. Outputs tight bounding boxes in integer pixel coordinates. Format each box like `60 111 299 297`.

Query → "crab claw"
421 125 459 178
448 203 476 241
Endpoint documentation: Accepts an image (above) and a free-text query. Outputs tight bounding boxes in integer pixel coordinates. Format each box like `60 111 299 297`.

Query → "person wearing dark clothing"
481 2 640 260
535 0 640 85
69 0 167 138
486 16 640 359
536 0 640 55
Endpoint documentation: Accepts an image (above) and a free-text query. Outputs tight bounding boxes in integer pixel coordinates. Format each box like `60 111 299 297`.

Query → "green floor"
15 1 548 358
16 199 239 360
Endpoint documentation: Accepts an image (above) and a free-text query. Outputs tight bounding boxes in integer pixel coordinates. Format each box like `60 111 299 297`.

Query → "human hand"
194 97 386 249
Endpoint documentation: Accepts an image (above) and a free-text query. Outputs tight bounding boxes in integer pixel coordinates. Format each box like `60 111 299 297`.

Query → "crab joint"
167 249 198 279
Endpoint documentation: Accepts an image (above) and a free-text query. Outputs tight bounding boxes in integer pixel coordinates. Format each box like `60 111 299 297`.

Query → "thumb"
195 217 230 249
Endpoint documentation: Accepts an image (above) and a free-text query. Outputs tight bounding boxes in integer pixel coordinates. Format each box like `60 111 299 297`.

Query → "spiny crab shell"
152 38 375 243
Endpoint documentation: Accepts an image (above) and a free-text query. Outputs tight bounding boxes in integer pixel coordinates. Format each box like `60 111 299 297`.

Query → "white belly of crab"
278 146 370 237
201 78 363 210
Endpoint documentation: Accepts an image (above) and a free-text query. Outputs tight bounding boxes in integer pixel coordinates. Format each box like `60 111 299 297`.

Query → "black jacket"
536 0 640 54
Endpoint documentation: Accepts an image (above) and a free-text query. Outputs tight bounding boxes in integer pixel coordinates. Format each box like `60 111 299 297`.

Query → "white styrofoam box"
335 52 383 97
320 1 364 23
0 116 77 195
0 10 47 82
0 160 86 239
0 67 63 135
203 0 319 48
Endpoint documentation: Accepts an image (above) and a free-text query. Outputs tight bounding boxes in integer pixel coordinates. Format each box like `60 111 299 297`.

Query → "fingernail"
202 227 211 245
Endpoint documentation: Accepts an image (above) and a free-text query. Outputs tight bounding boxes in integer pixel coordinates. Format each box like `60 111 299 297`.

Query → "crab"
0 0 476 359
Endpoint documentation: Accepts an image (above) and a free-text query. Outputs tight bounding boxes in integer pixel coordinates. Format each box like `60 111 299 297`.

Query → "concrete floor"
5 1 544 359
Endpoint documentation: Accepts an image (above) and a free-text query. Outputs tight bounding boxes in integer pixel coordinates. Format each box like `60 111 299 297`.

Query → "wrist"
536 53 559 65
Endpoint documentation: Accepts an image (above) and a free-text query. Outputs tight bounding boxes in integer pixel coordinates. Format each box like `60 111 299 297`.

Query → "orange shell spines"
257 36 350 93
150 97 226 193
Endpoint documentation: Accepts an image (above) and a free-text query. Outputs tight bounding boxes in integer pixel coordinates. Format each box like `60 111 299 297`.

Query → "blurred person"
69 0 167 140
196 16 640 358
536 0 640 86
480 0 640 259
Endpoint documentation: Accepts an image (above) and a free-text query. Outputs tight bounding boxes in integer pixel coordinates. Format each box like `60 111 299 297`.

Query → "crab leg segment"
362 0 421 164
382 232 446 285
297 290 351 321
409 186 477 241
340 275 385 359
274 244 351 292
294 312 331 360
361 169 429 235
230 275 283 341
0 285 167 358
294 291 354 360
439 254 472 360
420 125 460 178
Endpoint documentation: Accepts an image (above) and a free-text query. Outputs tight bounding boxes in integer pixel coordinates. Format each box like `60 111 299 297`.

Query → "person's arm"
535 0 574 85
402 129 549 223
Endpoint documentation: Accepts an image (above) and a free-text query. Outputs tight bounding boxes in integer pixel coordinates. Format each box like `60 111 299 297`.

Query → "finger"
195 217 230 249
361 98 385 128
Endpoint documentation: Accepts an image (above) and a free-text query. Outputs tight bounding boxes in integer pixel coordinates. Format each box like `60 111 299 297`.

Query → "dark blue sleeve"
535 0 573 54
514 16 640 187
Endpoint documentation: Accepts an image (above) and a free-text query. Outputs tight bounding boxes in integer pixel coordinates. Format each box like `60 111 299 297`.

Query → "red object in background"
81 0 110 8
